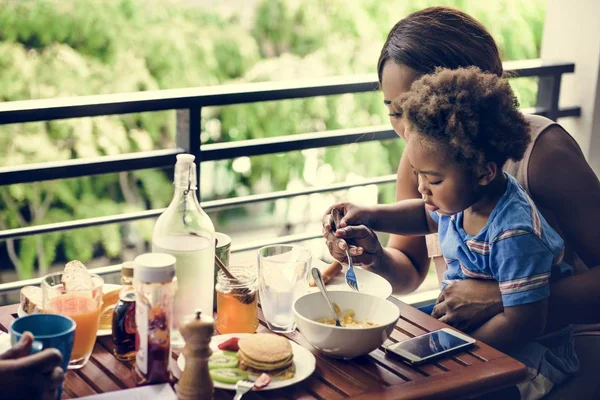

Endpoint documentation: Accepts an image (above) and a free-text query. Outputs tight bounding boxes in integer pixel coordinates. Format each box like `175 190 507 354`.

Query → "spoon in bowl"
311 267 342 327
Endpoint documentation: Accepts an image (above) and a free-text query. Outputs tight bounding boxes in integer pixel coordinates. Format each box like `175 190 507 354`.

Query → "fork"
233 380 254 400
331 209 360 292
344 249 359 292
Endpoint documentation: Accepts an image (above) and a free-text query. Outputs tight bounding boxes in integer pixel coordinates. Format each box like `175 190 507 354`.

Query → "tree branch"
0 188 27 226
119 172 146 252
35 236 47 276
119 172 141 205
28 184 48 277
0 218 24 279
38 186 56 217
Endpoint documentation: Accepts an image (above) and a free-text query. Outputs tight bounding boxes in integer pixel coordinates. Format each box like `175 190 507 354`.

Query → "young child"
331 67 578 399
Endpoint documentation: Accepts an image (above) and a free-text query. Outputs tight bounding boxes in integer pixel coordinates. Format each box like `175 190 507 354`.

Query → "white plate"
17 283 122 337
17 305 27 319
309 259 393 299
176 333 316 391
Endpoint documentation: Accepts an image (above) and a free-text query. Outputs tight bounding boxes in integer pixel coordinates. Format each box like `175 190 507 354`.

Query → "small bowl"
293 291 400 359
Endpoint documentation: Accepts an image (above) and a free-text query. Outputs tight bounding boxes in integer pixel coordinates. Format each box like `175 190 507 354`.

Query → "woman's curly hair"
394 67 530 169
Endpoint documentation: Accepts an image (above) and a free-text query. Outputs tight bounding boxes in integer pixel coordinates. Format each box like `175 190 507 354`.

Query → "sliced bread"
62 260 93 291
20 286 43 314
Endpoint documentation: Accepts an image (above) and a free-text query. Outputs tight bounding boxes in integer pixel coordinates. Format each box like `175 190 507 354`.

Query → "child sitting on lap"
333 67 578 400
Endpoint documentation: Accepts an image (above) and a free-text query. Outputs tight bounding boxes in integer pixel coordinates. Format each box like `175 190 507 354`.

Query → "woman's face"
380 62 420 140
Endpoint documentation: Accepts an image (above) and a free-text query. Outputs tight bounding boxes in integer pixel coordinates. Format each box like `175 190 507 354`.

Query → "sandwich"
237 333 295 380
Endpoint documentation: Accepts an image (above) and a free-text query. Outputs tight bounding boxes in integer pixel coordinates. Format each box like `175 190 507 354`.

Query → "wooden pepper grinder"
176 310 214 400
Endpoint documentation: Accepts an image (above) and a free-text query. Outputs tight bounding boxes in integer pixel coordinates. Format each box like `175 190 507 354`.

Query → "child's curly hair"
394 67 530 169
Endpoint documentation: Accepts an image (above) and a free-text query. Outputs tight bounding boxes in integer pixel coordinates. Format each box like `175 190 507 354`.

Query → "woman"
322 5 600 359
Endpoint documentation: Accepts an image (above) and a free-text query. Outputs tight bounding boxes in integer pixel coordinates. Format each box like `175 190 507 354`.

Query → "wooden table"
0 298 526 400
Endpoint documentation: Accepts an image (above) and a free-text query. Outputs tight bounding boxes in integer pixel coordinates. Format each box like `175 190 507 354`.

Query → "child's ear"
477 162 498 186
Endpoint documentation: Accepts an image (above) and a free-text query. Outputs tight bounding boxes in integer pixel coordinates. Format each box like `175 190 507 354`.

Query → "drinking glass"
257 245 311 333
42 272 104 369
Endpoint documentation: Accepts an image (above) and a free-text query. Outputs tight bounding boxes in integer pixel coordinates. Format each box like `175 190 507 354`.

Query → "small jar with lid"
215 266 258 334
134 253 177 386
112 261 136 361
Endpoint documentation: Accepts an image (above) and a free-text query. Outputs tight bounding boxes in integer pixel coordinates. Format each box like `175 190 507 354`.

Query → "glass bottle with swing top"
152 154 215 349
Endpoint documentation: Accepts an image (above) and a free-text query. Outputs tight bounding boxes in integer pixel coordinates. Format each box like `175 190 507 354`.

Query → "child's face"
405 135 480 216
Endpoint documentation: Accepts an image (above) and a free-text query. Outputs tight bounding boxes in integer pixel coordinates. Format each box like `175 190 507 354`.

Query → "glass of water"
257 245 312 333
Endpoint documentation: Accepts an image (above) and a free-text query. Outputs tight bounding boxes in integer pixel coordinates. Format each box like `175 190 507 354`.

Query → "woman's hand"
322 202 382 267
432 280 504 332
0 332 65 400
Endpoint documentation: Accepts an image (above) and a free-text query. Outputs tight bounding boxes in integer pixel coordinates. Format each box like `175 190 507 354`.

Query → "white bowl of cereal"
293 291 400 359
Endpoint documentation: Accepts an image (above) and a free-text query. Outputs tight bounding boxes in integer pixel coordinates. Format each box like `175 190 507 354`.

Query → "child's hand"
322 203 381 267
325 202 373 229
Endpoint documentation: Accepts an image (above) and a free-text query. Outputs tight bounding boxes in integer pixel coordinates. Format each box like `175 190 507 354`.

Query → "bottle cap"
174 154 197 189
121 261 135 278
176 154 195 164
134 253 176 283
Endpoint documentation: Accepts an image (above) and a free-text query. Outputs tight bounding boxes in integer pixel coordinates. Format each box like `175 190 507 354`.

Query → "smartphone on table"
385 328 475 365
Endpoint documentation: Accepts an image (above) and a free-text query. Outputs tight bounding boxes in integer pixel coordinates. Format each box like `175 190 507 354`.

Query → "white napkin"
77 384 176 399
0 331 11 355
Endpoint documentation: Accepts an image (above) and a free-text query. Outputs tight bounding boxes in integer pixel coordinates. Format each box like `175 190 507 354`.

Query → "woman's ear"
477 162 498 186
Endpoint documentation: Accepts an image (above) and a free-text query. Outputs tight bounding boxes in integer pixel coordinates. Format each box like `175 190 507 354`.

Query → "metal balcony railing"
0 59 581 294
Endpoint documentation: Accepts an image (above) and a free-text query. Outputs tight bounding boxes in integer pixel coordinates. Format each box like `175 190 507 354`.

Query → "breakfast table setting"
0 252 527 400
0 155 527 399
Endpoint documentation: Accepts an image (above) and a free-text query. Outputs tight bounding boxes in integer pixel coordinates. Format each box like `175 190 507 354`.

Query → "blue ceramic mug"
10 314 76 399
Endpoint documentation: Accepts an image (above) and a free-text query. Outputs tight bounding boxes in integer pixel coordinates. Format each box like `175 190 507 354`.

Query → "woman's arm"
546 268 600 329
529 126 600 267
432 280 503 332
529 126 600 328
433 268 600 332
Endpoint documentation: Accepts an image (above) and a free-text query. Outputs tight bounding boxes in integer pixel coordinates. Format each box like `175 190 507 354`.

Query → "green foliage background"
0 0 546 279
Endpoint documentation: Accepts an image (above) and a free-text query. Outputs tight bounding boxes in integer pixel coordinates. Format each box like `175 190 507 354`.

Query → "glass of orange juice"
42 272 104 369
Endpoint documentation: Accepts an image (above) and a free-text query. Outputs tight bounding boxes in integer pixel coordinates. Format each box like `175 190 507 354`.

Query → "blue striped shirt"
431 173 572 307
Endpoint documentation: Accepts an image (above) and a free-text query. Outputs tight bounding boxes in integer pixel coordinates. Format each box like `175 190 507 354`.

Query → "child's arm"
464 230 556 352
468 299 547 352
368 199 437 236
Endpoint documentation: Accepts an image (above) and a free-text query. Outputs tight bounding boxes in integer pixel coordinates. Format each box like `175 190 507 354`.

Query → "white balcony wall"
541 0 600 175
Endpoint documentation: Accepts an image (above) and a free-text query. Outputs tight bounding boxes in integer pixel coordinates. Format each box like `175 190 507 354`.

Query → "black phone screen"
391 330 470 359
